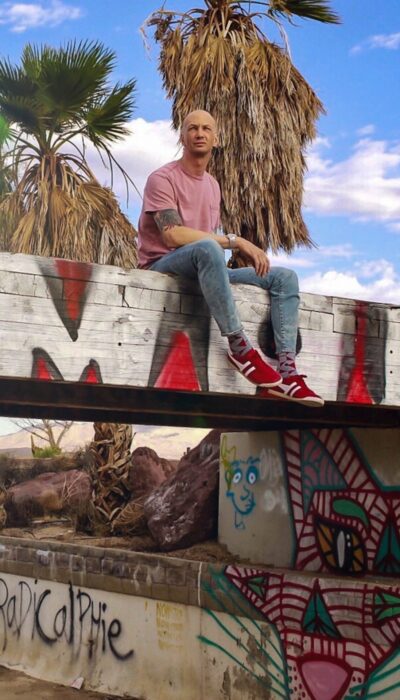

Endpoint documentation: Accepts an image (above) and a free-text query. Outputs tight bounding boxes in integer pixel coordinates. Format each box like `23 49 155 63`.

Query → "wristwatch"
226 234 237 249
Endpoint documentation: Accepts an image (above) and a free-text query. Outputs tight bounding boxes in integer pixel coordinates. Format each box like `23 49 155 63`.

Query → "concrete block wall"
2 537 400 698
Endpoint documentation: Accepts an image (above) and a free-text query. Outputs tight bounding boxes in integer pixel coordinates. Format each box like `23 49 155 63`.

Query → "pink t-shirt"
137 160 221 268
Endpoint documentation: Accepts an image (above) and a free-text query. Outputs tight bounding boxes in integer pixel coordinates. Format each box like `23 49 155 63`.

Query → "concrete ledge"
0 252 398 408
1 536 400 698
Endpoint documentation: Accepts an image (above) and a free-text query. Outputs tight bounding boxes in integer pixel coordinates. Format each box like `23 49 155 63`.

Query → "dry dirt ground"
0 666 130 699
0 522 237 563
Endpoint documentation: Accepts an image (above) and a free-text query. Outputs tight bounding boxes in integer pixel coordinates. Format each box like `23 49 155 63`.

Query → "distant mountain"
0 422 210 460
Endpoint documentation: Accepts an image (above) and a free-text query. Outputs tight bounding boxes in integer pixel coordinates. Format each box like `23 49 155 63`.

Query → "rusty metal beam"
0 377 399 431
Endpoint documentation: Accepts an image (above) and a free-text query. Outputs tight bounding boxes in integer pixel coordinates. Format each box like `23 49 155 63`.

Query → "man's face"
181 111 218 156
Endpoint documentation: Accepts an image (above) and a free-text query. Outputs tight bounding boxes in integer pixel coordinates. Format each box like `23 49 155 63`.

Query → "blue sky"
0 1 399 434
0 0 399 303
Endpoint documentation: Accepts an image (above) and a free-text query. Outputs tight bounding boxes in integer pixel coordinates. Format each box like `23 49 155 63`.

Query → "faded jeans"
150 239 299 353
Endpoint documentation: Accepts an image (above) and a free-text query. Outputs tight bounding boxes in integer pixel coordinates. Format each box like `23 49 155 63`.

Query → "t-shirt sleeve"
143 172 177 213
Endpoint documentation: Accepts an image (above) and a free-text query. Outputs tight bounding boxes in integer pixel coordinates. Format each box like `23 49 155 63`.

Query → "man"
138 110 323 406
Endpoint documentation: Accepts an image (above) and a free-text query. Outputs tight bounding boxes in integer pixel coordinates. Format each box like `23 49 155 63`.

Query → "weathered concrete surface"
219 427 400 575
0 571 268 700
0 666 127 699
0 252 398 405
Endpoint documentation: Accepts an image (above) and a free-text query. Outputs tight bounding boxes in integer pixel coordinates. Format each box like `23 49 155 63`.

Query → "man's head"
180 110 218 157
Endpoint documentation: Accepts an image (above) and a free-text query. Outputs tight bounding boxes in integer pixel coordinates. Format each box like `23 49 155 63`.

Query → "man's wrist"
226 233 237 249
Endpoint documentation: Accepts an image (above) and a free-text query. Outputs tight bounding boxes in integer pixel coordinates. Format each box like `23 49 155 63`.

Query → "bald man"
138 110 323 405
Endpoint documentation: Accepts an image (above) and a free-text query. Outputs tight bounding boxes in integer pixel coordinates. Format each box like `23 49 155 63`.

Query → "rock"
144 430 222 550
127 447 174 499
4 469 92 525
0 452 90 489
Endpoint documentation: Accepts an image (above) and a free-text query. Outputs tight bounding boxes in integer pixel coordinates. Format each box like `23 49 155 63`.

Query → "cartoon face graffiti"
226 457 260 529
221 437 267 530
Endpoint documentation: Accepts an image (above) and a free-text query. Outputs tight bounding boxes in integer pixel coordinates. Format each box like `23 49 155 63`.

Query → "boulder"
127 447 174 499
4 469 92 525
144 430 222 550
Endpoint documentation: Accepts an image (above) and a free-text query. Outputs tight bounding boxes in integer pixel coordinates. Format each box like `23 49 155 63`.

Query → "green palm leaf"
85 80 137 146
0 40 138 266
267 0 340 24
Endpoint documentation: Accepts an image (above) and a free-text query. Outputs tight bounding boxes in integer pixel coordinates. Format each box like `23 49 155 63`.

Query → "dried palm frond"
111 496 148 535
0 41 138 268
146 1 338 252
88 423 134 531
0 152 137 267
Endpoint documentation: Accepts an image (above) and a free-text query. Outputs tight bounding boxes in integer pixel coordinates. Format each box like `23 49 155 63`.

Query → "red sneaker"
227 348 282 388
260 374 324 406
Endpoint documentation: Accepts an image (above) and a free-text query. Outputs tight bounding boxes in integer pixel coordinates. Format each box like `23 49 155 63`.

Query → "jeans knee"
192 239 225 266
283 268 299 294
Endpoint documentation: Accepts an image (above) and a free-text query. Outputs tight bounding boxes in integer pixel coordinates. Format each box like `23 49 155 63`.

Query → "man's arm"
153 209 270 276
153 209 230 249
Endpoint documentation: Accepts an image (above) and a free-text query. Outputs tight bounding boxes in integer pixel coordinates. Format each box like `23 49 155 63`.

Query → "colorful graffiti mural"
24 257 392 404
282 428 400 577
200 565 400 700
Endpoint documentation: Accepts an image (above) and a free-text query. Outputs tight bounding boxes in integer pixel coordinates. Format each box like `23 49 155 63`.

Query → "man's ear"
213 132 219 148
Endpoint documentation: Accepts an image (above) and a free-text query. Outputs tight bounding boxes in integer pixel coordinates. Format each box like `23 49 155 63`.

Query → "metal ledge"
0 377 399 430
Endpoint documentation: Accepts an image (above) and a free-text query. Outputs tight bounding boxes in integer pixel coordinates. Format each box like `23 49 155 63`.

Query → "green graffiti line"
346 647 400 699
302 585 341 638
198 569 290 699
373 590 400 623
374 520 400 575
332 498 370 529
202 580 284 679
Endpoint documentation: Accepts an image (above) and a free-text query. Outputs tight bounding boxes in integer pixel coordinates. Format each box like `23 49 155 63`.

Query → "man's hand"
236 238 270 277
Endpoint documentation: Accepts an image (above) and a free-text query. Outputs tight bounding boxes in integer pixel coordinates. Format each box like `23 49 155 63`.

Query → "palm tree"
0 42 138 533
0 41 137 266
147 0 340 253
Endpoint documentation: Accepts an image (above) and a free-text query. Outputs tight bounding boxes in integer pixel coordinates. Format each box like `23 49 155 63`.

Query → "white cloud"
300 260 400 304
351 32 400 54
269 244 357 270
357 124 375 136
305 137 400 229
84 119 400 234
0 1 82 32
268 253 315 269
84 118 181 210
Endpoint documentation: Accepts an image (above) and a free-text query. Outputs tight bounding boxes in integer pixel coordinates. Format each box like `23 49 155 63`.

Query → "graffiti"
0 577 134 662
282 428 400 576
40 259 93 341
215 564 400 699
32 347 103 383
337 301 387 404
198 568 290 698
27 259 390 404
221 436 269 529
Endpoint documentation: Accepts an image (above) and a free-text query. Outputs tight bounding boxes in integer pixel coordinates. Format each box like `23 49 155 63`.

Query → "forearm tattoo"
153 209 183 233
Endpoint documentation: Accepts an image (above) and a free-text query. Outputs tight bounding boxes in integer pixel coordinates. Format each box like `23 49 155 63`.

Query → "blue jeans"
150 239 299 353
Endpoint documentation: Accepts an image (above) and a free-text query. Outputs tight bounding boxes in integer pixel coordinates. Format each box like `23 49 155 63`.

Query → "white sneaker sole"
266 387 325 407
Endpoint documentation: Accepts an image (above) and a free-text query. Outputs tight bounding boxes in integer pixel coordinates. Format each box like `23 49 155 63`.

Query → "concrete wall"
0 572 273 699
219 428 400 574
218 428 400 699
2 543 400 699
